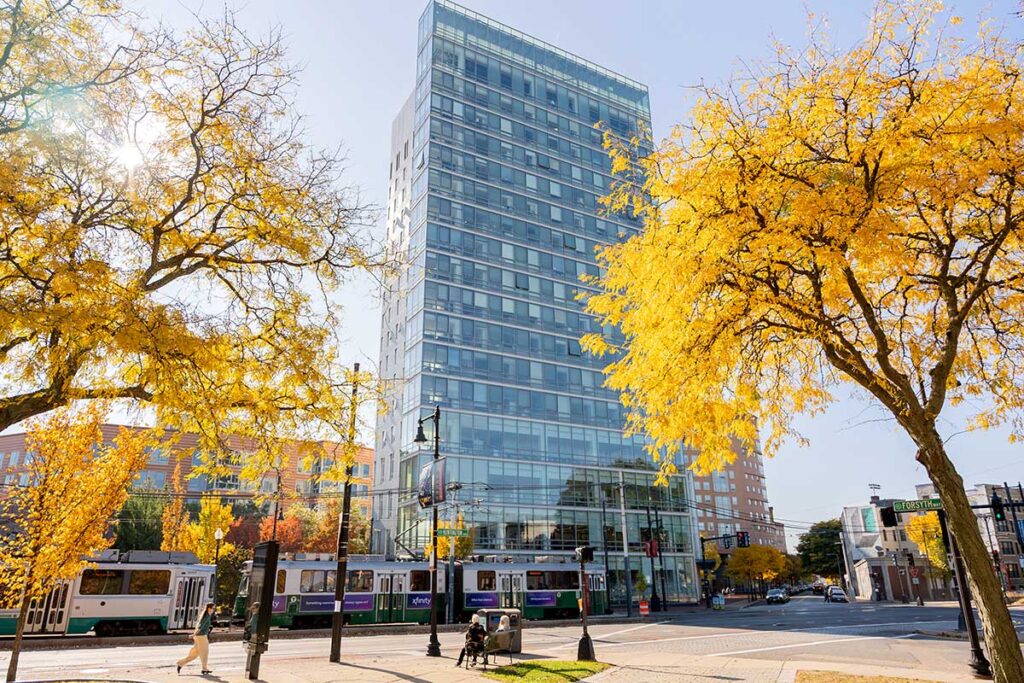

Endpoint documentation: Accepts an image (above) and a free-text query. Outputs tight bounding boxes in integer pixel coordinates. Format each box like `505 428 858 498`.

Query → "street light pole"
938 509 992 678
330 362 360 664
415 406 442 658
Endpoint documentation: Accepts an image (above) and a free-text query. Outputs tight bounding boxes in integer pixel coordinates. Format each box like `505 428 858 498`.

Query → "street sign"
909 566 920 578
437 528 468 538
893 498 943 513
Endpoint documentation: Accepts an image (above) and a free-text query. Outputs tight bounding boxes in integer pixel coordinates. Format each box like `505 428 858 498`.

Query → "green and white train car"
234 555 607 628
460 562 607 621
0 551 215 637
234 555 444 628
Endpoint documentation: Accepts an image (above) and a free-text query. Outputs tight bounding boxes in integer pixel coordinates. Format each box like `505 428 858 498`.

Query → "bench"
480 630 514 669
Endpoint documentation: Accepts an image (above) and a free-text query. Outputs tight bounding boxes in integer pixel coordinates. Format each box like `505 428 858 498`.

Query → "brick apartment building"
684 447 786 552
0 424 374 517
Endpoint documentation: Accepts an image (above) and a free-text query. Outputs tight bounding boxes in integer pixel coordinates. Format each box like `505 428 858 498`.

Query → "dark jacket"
465 623 486 645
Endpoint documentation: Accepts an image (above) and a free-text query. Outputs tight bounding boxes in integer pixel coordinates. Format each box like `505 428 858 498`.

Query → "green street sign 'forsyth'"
437 528 469 538
893 498 943 513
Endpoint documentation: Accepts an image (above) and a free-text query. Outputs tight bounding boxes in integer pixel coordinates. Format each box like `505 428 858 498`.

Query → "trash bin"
475 608 522 653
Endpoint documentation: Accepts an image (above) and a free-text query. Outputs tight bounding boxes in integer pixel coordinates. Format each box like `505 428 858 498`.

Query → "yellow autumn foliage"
0 405 148 680
584 2 1024 678
0 2 387 494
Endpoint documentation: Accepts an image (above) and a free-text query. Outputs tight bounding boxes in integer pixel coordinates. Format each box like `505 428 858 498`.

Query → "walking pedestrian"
177 602 215 675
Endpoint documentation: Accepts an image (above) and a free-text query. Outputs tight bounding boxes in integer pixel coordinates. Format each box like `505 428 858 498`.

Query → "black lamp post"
414 406 442 658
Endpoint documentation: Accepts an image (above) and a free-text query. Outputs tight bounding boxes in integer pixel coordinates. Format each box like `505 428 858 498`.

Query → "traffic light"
991 493 1006 522
880 506 898 527
906 552 915 566
992 549 1001 564
644 539 659 558
575 546 595 563
736 531 750 548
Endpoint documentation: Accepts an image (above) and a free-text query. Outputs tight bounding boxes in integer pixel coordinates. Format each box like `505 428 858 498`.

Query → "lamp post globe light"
414 406 442 658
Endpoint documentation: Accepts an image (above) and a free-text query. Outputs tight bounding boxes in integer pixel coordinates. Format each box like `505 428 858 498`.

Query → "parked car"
828 588 849 603
766 588 790 604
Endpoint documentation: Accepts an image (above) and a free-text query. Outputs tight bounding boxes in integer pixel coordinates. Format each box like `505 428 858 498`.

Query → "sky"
140 0 1024 551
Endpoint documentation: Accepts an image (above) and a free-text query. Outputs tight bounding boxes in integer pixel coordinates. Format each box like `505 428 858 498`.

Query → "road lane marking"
708 633 916 657
543 620 670 650
551 630 752 650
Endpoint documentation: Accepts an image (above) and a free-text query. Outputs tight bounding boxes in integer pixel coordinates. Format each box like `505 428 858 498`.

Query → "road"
4 596 1018 682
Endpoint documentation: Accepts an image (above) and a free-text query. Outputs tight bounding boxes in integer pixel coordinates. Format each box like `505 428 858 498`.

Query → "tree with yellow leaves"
0 406 148 682
0 3 387 491
182 496 236 564
726 545 786 595
160 461 190 552
584 2 1024 677
426 513 474 561
907 512 950 579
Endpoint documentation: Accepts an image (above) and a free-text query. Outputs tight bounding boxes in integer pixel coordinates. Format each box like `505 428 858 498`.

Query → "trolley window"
346 570 373 593
409 570 430 592
276 570 286 594
477 571 496 591
80 569 124 595
238 575 250 597
128 570 170 595
300 570 335 593
527 570 578 591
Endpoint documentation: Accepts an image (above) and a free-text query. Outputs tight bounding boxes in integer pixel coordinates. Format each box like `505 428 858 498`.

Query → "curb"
0 614 646 651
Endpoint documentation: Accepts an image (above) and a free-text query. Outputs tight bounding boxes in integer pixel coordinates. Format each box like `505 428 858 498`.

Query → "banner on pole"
417 458 447 508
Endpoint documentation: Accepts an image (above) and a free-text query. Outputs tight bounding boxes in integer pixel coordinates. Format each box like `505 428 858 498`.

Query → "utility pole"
1004 482 1023 567
644 503 661 612
330 362 359 664
446 482 463 626
617 472 632 617
652 505 669 609
600 497 611 614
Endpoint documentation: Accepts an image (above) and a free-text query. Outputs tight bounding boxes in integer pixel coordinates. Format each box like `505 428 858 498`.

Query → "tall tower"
374 0 700 604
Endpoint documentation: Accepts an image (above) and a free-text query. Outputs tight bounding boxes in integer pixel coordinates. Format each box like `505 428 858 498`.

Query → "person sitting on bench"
455 614 487 667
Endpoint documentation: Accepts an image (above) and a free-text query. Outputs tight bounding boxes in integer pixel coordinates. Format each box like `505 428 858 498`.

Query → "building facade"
687 448 785 552
373 0 700 603
0 425 374 517
839 496 953 602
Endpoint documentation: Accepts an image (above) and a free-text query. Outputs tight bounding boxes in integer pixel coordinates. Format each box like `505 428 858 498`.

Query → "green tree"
114 495 165 552
215 546 252 609
796 520 843 580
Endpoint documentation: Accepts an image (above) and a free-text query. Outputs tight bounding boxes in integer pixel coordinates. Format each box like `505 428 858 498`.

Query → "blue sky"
142 0 1024 550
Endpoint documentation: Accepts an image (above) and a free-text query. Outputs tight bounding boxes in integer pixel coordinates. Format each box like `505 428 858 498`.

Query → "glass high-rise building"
374 0 700 604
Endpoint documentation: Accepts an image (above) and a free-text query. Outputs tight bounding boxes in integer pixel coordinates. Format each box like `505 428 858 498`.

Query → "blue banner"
407 593 433 610
525 591 557 607
465 592 499 609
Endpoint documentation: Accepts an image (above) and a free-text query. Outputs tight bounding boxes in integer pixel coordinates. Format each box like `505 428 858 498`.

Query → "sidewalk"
592 650 983 683
118 650 984 683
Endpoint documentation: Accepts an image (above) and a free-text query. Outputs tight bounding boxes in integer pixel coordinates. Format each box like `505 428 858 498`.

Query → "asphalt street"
5 596 1019 682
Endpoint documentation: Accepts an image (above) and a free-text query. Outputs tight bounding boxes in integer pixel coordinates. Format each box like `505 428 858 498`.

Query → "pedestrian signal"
736 531 750 548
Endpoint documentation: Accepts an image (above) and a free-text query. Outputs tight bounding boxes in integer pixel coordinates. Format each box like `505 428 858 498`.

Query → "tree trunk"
919 436 1024 683
6 594 31 682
